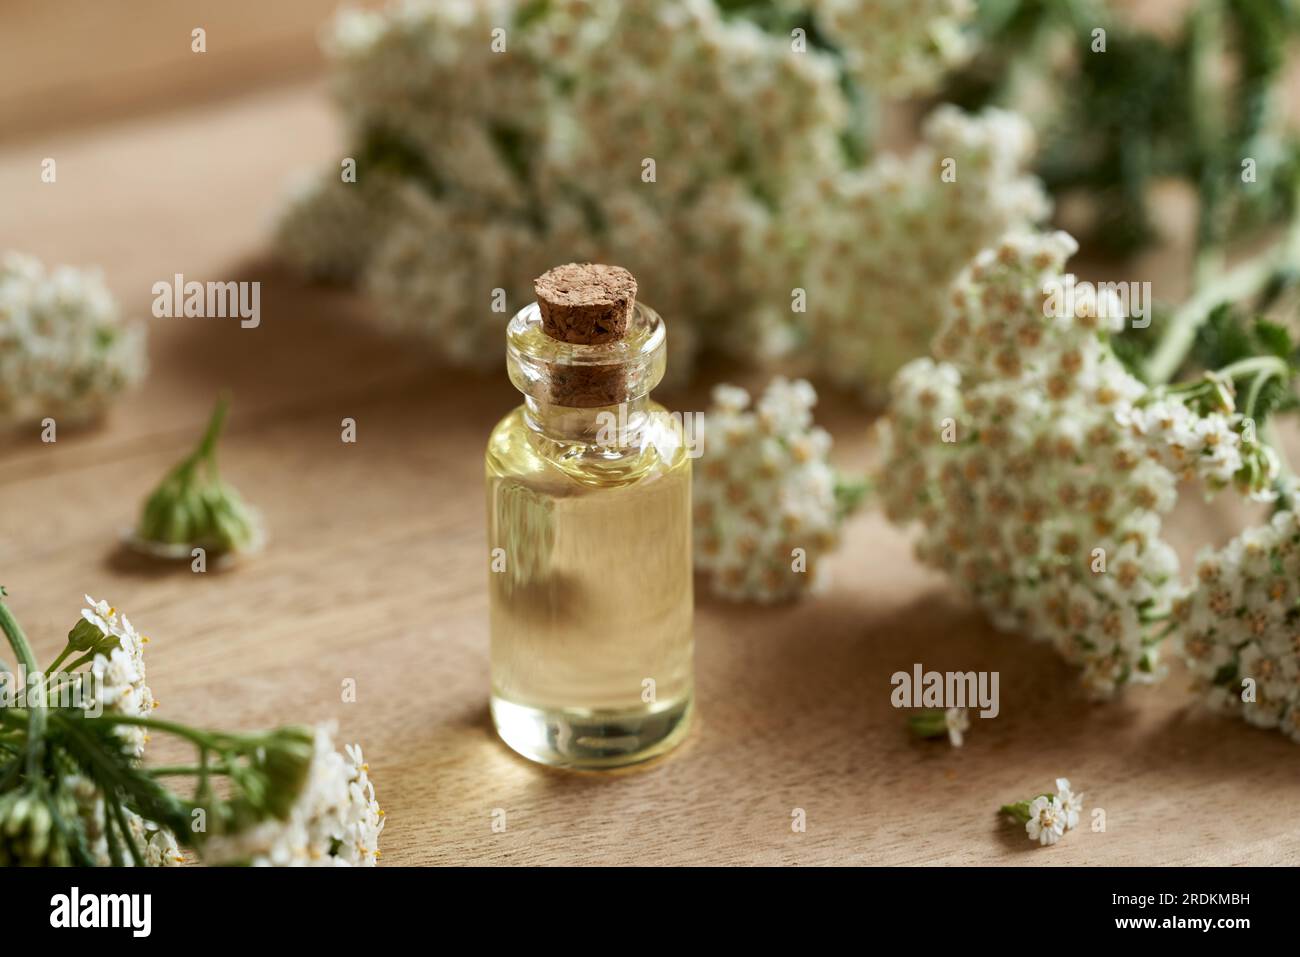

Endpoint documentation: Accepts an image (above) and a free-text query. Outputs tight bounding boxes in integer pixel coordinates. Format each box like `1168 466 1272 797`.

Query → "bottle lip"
506 301 667 406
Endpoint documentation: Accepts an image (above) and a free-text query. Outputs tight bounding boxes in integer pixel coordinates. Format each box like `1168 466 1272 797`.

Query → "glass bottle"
486 269 693 769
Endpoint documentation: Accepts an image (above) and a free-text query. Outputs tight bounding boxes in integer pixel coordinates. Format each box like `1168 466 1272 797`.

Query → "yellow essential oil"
486 264 693 768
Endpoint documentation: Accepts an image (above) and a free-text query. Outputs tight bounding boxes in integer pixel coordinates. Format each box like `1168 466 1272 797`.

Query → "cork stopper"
534 263 637 345
517 263 647 408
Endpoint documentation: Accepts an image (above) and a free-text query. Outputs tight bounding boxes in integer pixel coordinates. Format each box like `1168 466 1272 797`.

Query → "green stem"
104 798 124 866
1262 419 1297 493
1218 355 1291 385
0 597 46 779
92 714 217 747
196 745 212 805
162 396 230 484
46 646 73 674
90 712 263 752
907 709 948 738
106 794 145 867
1144 251 1293 386
1188 0 1228 259
147 763 233 777
833 473 871 521
1000 801 1032 824
63 650 98 672
0 601 39 687
193 396 230 465
1243 367 1287 422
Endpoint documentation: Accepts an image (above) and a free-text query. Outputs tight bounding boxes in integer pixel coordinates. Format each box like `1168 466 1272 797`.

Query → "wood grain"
0 0 379 140
2 81 1298 867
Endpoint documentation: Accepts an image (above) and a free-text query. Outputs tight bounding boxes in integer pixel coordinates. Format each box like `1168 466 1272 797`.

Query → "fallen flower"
1001 777 1084 846
907 707 969 747
129 396 264 561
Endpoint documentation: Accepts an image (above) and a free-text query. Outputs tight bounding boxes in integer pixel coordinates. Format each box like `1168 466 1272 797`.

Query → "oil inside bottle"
486 398 693 768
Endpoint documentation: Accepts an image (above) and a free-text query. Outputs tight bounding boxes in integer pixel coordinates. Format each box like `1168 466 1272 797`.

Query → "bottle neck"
522 395 653 448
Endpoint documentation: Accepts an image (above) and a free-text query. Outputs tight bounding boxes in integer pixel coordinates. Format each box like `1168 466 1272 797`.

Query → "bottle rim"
505 301 667 406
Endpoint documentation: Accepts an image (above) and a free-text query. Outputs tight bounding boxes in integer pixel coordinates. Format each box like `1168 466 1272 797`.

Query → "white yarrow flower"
1025 795 1066 846
694 378 858 602
278 1 1040 394
200 724 384 866
1055 777 1084 830
0 253 146 430
79 596 154 758
1175 512 1300 743
944 707 969 747
877 231 1269 695
809 0 976 96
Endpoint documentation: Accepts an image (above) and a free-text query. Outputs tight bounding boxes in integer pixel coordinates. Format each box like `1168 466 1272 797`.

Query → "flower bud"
0 788 73 866
132 398 264 558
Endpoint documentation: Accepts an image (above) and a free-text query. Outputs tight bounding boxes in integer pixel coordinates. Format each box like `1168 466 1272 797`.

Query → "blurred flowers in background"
0 252 146 430
275 0 1042 391
804 0 975 96
945 0 1300 262
275 0 1300 657
782 105 1047 398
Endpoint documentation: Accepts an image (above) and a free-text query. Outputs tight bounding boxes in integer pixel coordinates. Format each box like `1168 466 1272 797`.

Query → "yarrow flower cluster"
277 0 1033 390
1002 777 1084 847
76 596 155 759
275 170 405 284
806 0 975 96
131 397 264 561
0 591 383 867
875 231 1276 697
0 252 146 430
1175 511 1300 743
200 725 385 866
777 106 1048 396
694 378 862 602
62 773 183 868
0 595 175 867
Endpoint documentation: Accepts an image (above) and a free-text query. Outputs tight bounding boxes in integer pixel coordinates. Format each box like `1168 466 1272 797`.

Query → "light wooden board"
0 0 383 138
2 81 1298 866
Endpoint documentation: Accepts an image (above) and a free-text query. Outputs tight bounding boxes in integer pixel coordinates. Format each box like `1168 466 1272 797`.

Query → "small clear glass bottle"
486 269 693 769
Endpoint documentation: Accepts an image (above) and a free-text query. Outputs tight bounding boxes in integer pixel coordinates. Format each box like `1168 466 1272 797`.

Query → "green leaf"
1192 303 1256 370
1190 305 1299 422
1249 375 1297 424
1253 319 1292 360
942 0 1300 257
833 473 870 521
1212 661 1238 687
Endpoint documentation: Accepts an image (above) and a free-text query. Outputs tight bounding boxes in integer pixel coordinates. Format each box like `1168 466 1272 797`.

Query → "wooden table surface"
2 81 1298 866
